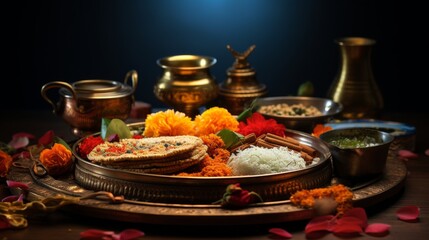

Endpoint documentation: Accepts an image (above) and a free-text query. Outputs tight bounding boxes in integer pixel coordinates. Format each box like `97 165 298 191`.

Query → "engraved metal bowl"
72 123 333 204
255 96 343 133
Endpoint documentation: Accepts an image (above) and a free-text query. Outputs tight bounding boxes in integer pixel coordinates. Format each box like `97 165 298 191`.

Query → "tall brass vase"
327 37 383 119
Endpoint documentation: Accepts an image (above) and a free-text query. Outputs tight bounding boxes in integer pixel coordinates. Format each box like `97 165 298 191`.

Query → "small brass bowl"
319 128 394 180
255 96 343 133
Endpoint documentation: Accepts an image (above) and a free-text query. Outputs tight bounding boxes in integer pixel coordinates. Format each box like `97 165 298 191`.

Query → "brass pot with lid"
41 70 138 136
218 45 267 115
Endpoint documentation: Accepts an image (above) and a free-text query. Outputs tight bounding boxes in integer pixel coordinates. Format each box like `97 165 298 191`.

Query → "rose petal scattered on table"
1 195 20 202
80 228 144 240
268 228 293 239
6 180 29 190
80 229 116 239
398 150 419 159
38 130 55 146
117 229 145 240
8 136 30 150
331 222 363 237
396 205 420 222
305 215 336 234
365 223 390 237
342 207 368 228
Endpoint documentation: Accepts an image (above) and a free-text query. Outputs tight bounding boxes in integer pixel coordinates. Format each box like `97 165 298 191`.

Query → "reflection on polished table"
1 110 428 240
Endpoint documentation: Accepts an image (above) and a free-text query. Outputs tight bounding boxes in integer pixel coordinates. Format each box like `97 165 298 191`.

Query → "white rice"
227 145 309 175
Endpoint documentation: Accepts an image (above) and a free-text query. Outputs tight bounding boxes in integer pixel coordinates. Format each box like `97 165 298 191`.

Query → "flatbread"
87 135 203 163
104 144 207 169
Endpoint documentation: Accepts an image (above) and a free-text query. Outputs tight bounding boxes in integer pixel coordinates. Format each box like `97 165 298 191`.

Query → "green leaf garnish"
101 118 112 139
236 98 258 122
217 129 244 149
54 136 72 151
104 118 132 140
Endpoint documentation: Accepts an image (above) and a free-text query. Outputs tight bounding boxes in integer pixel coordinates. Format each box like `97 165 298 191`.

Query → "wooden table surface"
1 110 428 240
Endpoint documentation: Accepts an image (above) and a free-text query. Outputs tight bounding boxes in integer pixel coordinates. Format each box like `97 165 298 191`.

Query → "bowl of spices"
255 96 343 132
319 128 394 180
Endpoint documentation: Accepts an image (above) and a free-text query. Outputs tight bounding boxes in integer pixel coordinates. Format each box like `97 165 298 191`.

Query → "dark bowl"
319 128 394 180
255 96 343 132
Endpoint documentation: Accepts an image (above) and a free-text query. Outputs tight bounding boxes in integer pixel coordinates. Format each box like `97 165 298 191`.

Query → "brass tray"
7 155 407 225
72 128 333 204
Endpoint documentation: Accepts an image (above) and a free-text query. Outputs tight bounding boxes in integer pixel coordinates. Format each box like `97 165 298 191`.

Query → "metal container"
256 96 343 133
154 55 218 117
72 125 333 204
327 37 383 119
41 70 138 136
320 128 394 180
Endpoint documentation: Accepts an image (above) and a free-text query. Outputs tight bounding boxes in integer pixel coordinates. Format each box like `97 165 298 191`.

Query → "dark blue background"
5 0 423 113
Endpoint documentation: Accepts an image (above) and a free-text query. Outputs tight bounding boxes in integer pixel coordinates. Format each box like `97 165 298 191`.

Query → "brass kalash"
218 45 267 115
154 55 218 117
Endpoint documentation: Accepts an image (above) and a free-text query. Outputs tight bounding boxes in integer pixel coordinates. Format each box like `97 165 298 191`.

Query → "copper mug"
41 70 138 136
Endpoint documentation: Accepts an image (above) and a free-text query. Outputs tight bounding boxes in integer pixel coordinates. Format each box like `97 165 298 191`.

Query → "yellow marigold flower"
194 107 239 136
0 150 13 178
143 109 195 137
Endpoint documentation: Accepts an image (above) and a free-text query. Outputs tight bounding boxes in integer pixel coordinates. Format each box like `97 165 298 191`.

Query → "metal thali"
72 126 332 204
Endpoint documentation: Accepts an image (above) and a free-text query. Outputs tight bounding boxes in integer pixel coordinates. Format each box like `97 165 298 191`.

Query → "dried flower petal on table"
8 132 35 150
80 228 144 240
365 223 391 237
398 149 419 160
143 109 195 137
237 112 285 137
268 228 293 239
396 205 420 222
38 130 55 146
194 107 239 136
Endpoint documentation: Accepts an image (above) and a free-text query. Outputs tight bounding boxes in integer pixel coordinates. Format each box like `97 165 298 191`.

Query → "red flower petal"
0 217 12 230
80 229 115 239
305 215 336 234
396 205 420 222
365 223 390 237
341 208 368 228
6 180 29 190
38 130 55 146
425 149 429 156
337 216 366 230
8 136 30 150
118 229 145 240
268 228 293 239
331 222 363 237
398 150 419 159
1 195 20 202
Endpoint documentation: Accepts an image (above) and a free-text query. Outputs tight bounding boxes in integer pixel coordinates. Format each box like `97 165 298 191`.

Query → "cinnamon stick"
264 135 302 152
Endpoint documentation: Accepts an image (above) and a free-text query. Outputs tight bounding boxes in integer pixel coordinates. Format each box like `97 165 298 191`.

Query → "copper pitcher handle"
40 81 77 115
123 70 138 93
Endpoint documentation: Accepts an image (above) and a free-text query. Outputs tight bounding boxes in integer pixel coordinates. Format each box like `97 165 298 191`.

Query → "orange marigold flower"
290 184 353 216
143 109 195 137
39 143 73 176
312 124 333 138
194 107 239 136
0 150 13 177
